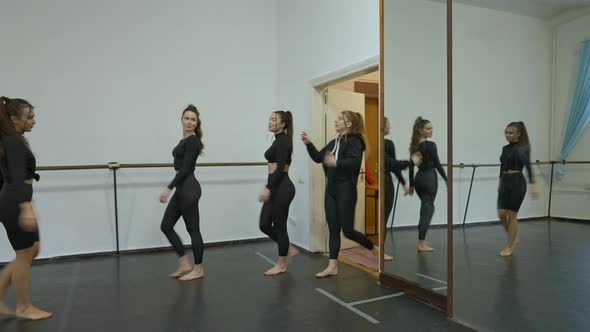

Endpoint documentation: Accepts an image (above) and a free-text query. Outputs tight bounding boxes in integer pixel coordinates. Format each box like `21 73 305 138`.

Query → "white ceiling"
432 0 590 19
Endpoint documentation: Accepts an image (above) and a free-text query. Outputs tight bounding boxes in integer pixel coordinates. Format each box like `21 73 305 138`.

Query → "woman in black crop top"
159 105 205 281
409 117 447 252
0 97 52 320
302 111 378 278
258 111 297 276
497 121 539 257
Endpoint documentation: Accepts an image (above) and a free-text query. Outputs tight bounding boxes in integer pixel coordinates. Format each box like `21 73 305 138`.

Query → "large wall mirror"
379 0 452 313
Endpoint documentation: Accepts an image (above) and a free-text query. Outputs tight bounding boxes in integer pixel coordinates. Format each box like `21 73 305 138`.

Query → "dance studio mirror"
449 0 590 329
380 0 450 309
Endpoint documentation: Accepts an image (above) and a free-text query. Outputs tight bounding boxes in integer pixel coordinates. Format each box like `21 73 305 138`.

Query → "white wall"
384 0 552 228
0 0 278 262
276 0 379 251
550 8 590 220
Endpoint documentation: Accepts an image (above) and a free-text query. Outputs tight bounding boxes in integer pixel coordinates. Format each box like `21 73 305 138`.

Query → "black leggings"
325 181 374 259
0 184 39 250
259 174 295 257
160 174 203 264
384 173 395 241
414 170 438 241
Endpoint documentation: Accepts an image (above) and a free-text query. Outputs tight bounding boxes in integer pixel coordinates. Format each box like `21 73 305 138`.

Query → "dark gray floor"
384 219 590 332
0 241 472 332
383 226 448 294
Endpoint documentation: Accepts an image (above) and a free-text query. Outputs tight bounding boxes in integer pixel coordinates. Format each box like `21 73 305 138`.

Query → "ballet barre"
37 161 266 254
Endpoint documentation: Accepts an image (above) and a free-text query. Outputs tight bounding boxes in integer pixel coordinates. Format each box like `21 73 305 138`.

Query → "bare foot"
178 267 204 281
288 244 300 257
168 266 192 278
499 247 513 257
315 266 338 278
0 302 15 316
16 305 52 320
417 244 435 252
384 253 394 261
168 257 192 278
264 265 287 276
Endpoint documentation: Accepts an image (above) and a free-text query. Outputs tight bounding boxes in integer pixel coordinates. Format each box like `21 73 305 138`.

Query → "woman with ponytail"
302 110 379 278
159 104 205 281
258 110 298 276
0 97 52 320
408 117 447 252
497 121 538 256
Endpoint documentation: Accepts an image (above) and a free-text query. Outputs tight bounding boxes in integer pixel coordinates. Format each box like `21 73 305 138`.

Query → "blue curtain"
557 40 590 178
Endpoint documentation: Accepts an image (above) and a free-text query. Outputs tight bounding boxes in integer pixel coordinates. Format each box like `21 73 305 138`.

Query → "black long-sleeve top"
264 132 292 190
167 135 201 189
384 139 411 185
500 142 534 183
0 135 38 203
409 140 447 187
306 133 365 185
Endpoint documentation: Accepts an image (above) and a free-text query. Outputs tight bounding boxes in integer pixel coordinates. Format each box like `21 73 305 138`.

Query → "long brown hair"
409 116 430 154
274 110 293 144
507 121 531 154
341 110 369 155
182 104 204 155
0 97 33 159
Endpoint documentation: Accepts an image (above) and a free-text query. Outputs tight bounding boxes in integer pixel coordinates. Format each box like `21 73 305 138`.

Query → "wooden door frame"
308 59 379 254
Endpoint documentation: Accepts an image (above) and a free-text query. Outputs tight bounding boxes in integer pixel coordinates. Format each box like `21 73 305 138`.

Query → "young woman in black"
497 121 538 257
0 97 51 320
259 111 298 276
409 117 447 252
302 111 378 278
159 105 205 281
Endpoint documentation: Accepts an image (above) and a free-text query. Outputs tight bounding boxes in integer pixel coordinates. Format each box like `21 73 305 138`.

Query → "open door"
323 88 366 250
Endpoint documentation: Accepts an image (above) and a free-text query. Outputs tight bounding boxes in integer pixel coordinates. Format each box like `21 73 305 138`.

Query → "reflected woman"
408 117 447 252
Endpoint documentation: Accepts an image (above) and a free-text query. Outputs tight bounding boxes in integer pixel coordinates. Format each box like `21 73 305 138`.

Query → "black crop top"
500 142 534 183
0 136 39 203
409 140 447 187
384 139 411 186
168 135 201 189
306 133 365 185
264 132 292 190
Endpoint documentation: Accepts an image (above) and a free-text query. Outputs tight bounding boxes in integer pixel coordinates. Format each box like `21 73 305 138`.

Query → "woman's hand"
529 183 539 199
324 153 337 168
259 187 271 202
160 188 172 203
18 203 38 232
301 131 311 145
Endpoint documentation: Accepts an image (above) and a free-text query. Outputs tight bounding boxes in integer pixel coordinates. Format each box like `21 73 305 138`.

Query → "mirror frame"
378 0 454 317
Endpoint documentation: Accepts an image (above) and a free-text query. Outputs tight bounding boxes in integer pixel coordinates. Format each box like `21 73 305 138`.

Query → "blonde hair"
341 110 369 156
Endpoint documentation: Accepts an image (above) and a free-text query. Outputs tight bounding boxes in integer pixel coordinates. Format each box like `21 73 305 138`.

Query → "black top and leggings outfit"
160 135 204 264
409 140 447 241
259 132 296 257
306 133 374 259
0 136 40 250
384 139 411 236
497 142 534 212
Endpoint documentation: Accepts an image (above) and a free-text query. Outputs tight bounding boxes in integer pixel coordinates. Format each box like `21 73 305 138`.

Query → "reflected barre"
387 160 590 226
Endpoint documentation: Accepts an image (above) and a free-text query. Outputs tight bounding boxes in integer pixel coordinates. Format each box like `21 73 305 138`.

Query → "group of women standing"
0 96 538 321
